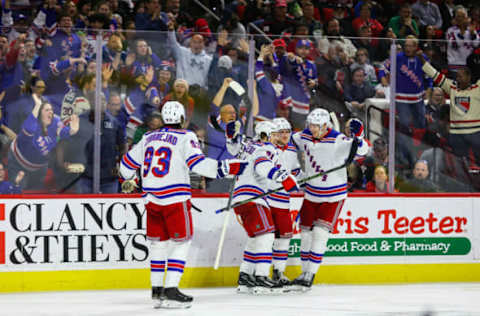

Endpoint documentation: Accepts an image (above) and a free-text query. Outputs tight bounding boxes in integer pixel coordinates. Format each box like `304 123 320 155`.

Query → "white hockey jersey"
227 139 280 208
292 128 369 203
120 127 219 205
267 142 301 209
446 26 480 67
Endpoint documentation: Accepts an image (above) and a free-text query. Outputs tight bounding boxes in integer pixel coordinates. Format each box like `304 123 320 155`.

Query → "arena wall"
0 193 479 292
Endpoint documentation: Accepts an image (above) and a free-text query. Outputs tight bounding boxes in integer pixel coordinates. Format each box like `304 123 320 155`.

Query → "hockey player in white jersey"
225 120 299 294
119 101 247 308
291 108 368 291
268 117 302 287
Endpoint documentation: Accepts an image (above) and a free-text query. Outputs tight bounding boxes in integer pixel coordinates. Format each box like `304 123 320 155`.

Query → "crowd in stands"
0 0 479 194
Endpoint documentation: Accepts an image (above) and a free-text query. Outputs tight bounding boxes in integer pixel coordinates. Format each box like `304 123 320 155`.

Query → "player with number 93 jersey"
119 101 247 309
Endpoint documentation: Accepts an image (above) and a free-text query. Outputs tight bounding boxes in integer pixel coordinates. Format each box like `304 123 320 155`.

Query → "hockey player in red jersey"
291 108 369 291
119 101 247 308
225 120 299 294
268 117 302 288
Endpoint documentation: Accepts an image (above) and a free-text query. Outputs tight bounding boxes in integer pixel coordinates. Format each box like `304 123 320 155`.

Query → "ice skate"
252 275 283 295
152 286 164 308
152 286 163 300
291 272 315 292
272 269 293 292
237 272 256 294
160 287 193 309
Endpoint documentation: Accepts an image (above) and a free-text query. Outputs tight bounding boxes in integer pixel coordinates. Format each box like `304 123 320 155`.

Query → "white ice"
1 283 480 316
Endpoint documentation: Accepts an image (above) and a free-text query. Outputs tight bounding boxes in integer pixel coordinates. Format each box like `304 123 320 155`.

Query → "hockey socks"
306 226 329 275
272 238 290 273
165 240 191 288
150 240 168 288
252 233 274 277
240 237 256 275
299 230 312 273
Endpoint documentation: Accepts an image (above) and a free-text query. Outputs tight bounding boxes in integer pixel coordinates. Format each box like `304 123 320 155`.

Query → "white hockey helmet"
255 120 276 140
161 101 185 124
272 117 291 131
306 108 330 127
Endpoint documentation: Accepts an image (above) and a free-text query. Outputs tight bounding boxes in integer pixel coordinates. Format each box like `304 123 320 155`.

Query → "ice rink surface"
1 283 480 316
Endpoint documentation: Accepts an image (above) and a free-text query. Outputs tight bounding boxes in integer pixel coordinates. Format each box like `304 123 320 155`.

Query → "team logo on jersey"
454 96 471 113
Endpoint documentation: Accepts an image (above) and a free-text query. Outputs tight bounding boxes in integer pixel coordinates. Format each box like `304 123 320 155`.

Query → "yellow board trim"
1 264 480 293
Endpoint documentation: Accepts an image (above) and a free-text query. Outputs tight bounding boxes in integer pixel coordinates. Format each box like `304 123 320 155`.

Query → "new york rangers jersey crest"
454 96 471 113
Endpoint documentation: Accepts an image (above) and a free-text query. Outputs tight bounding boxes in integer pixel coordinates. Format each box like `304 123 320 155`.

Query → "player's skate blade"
152 286 164 309
252 276 283 295
272 269 293 293
237 272 256 294
159 287 193 309
290 272 314 292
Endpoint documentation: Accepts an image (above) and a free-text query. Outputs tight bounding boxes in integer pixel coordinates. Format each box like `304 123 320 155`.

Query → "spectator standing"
281 40 317 130
8 95 79 189
255 44 288 120
167 19 212 89
418 50 480 172
446 7 479 75
411 0 443 30
378 36 432 148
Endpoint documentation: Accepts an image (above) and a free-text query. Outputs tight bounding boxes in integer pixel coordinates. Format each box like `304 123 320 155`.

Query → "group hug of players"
119 101 369 309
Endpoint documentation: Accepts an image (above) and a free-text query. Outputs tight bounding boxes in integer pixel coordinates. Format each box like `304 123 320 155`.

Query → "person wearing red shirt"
352 3 384 37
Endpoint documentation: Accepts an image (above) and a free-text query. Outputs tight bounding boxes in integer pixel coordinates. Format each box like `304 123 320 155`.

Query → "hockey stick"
215 137 360 213
213 81 253 270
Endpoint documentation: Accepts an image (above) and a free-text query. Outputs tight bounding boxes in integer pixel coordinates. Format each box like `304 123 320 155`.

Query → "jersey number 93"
143 146 172 178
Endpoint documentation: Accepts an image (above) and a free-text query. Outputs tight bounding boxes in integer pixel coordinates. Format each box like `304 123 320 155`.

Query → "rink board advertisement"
0 194 479 291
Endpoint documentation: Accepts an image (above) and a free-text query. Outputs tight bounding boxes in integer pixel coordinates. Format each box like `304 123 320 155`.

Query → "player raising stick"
225 120 299 294
291 109 369 291
119 101 247 309
268 117 302 288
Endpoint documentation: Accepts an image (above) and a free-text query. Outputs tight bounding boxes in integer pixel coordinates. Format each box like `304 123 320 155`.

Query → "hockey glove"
226 120 241 141
217 159 248 178
348 118 364 139
121 179 137 193
274 169 299 192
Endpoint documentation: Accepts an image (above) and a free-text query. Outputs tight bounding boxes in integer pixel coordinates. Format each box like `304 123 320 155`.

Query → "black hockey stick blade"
191 203 203 213
346 137 360 165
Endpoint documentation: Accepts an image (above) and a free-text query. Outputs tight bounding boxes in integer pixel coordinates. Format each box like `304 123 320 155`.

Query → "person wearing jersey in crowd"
291 108 369 291
8 94 79 189
119 101 247 309
225 120 299 294
417 49 480 173
268 117 301 288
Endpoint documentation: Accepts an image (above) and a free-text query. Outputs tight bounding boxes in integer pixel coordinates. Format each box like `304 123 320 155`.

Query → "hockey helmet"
272 117 291 131
255 120 276 140
161 101 185 124
306 108 330 126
